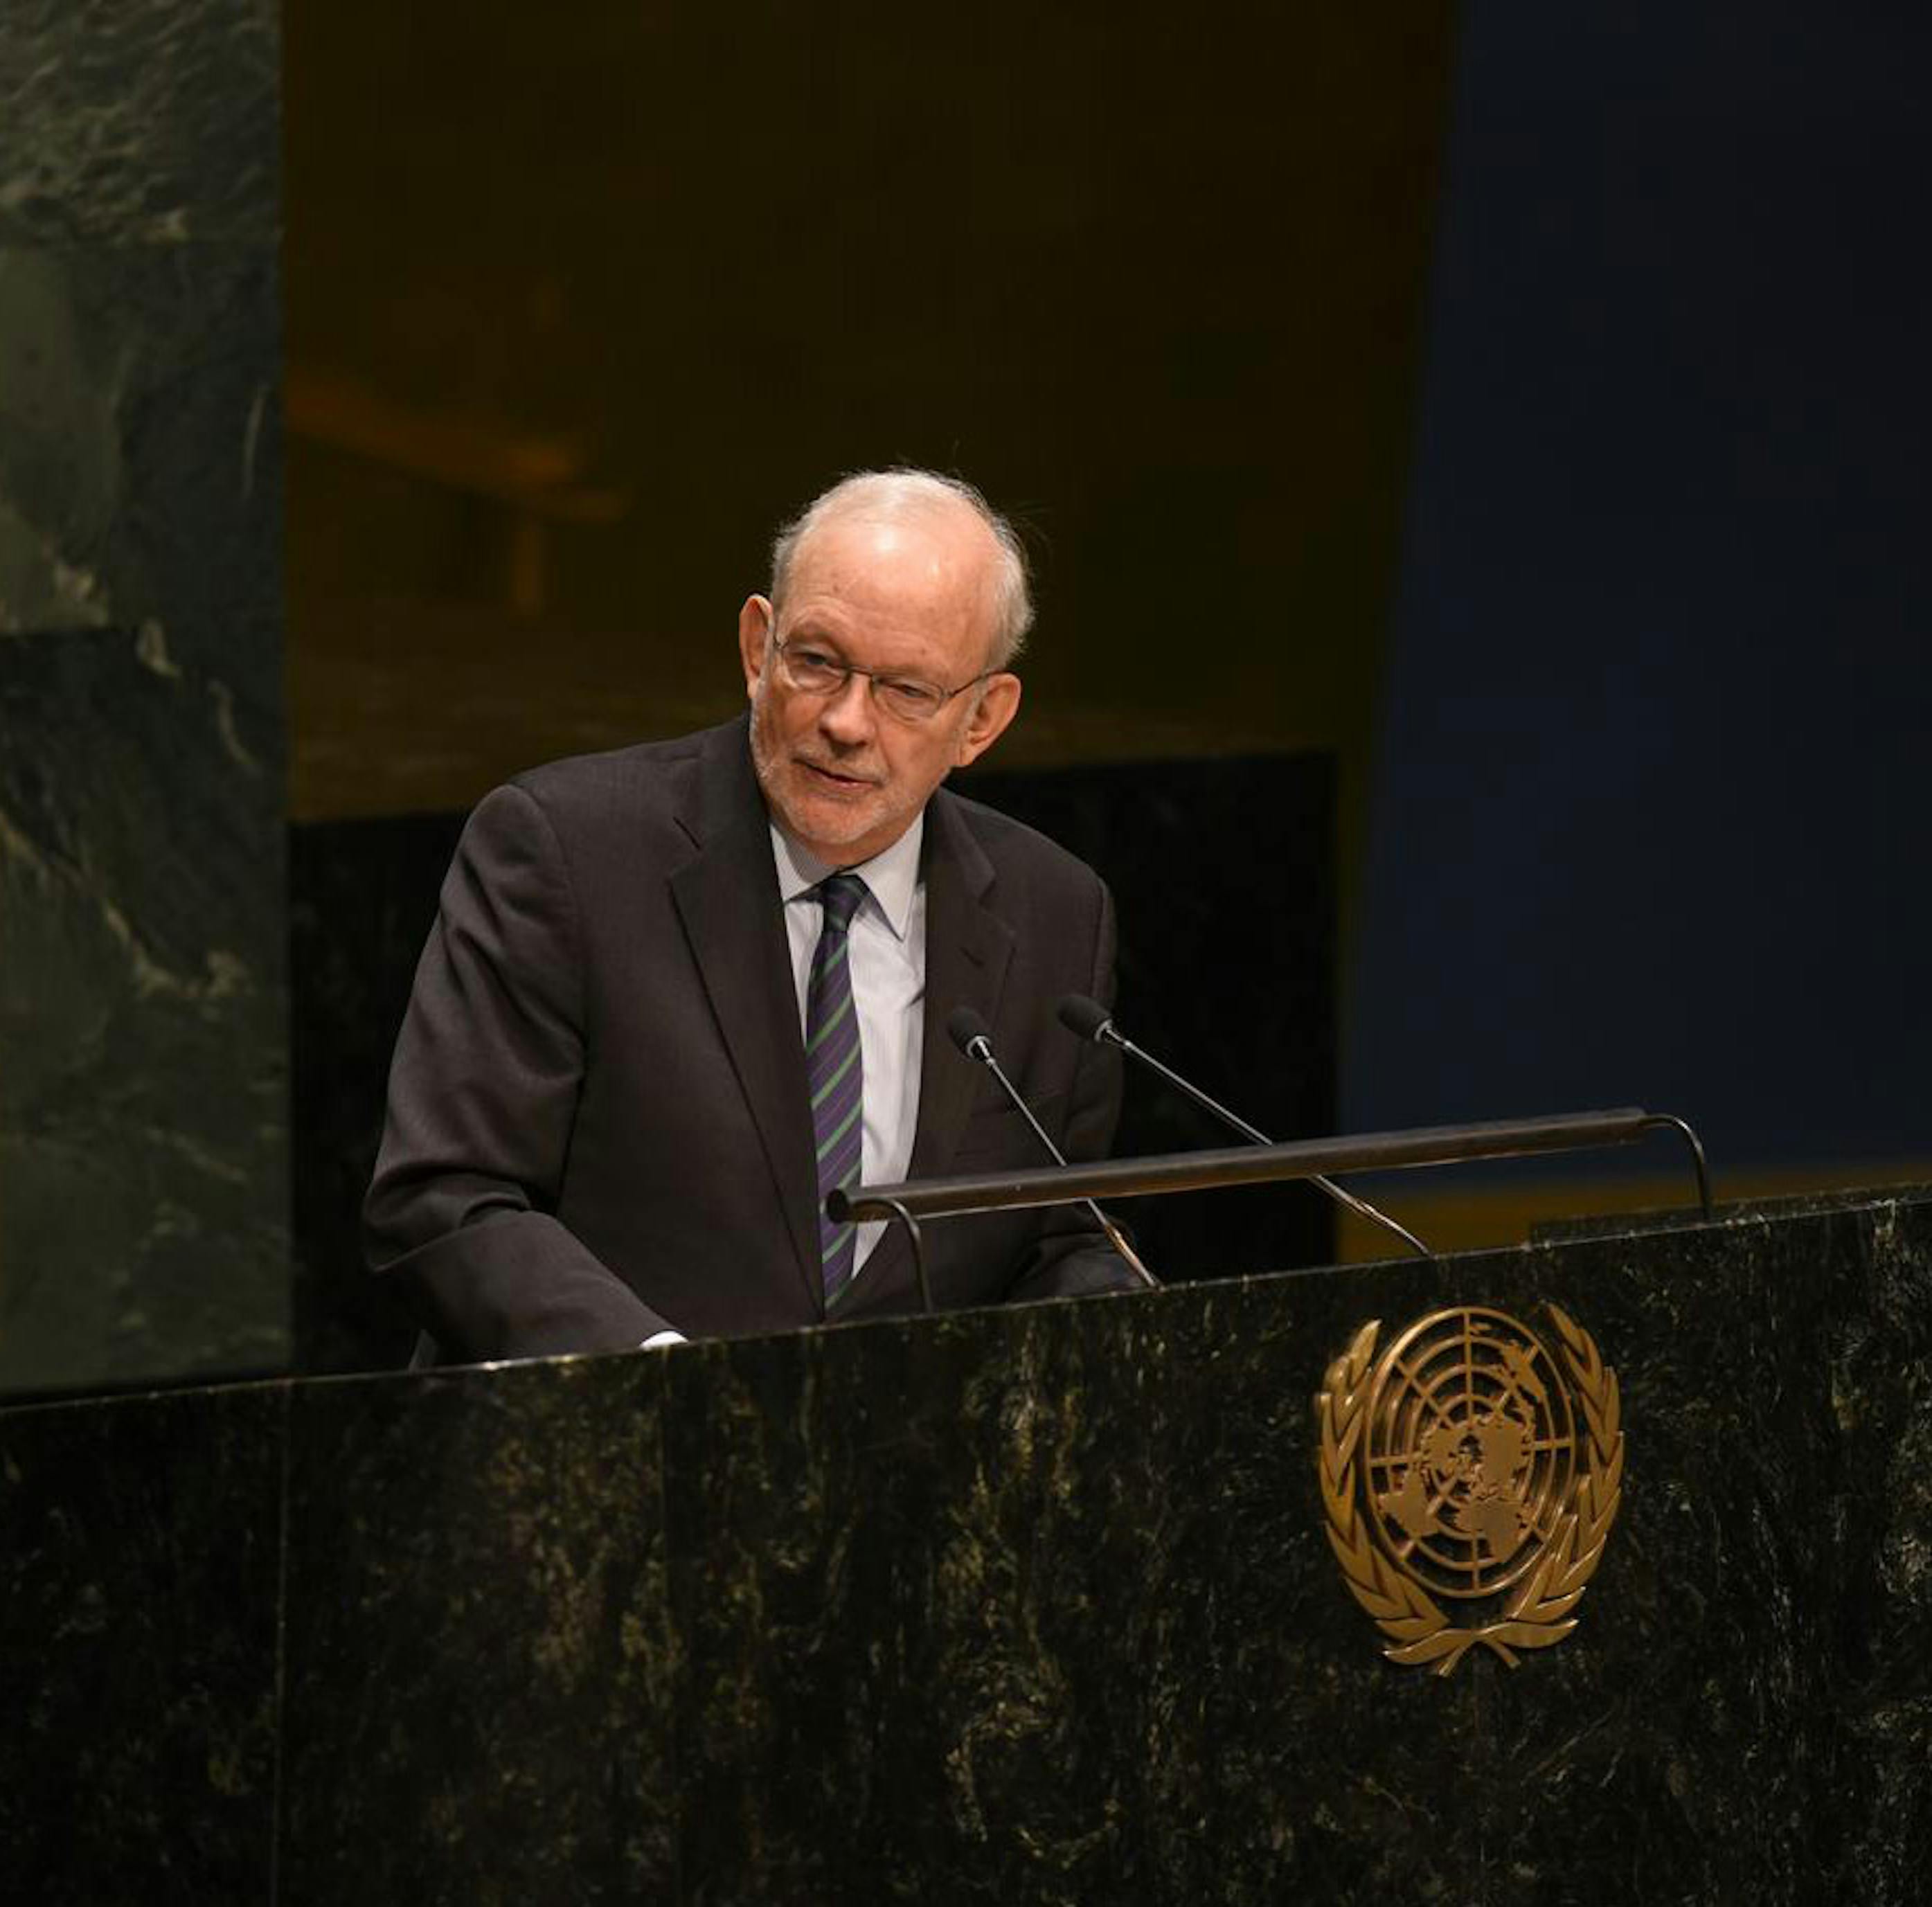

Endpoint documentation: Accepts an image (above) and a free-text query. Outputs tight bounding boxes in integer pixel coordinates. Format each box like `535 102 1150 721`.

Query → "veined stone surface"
3 1193 1926 1901
0 0 278 249
0 0 287 1393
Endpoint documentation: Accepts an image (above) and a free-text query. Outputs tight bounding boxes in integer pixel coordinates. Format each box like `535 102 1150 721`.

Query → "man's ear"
952 672 1022 769
738 595 773 699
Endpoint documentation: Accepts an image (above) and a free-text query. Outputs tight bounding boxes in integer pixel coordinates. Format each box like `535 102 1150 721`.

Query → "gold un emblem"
1317 1305 1624 1674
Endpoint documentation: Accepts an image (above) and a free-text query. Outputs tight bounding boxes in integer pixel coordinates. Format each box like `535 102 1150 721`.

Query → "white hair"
767 467 1034 668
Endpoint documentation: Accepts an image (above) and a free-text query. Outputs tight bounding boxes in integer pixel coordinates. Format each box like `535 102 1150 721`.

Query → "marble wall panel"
1458 1221 1842 1904
654 1199 1932 1903
1819 1200 1932 1903
0 0 278 251
0 1380 283 1901
0 618 286 1392
0 242 283 651
1 1193 1925 1901
276 1354 681 1903
655 1274 1488 1902
0 0 288 1394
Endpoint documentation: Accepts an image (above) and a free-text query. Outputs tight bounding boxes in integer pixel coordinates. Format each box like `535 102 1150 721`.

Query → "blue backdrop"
1348 5 1931 1170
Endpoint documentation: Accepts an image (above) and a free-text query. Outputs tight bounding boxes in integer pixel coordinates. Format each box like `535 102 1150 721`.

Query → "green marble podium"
3 1188 1928 1903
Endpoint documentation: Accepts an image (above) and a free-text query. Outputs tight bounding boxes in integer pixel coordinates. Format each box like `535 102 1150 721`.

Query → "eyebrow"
786 627 839 650
787 625 933 677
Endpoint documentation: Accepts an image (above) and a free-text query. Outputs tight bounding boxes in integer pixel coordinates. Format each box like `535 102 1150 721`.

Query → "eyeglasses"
771 633 994 726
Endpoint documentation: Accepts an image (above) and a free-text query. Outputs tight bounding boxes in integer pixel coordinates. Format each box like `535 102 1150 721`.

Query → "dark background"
1348 5 1931 1201
279 3 1453 836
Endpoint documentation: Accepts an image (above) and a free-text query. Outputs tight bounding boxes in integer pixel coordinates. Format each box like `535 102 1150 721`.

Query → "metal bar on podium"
828 1107 1711 1226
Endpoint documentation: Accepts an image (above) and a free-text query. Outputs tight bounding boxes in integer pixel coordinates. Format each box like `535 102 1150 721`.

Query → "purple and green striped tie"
807 873 868 1298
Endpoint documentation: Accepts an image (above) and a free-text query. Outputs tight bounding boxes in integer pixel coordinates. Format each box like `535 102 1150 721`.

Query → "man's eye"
792 648 841 675
879 678 942 710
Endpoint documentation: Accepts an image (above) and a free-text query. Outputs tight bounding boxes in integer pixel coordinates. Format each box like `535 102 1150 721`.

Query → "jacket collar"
667 719 1016 1319
667 719 823 1311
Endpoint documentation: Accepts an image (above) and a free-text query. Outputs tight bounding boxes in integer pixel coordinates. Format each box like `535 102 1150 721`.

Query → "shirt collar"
769 812 925 942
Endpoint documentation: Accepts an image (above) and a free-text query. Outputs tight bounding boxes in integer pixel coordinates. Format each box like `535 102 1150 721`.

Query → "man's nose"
819 671 877 743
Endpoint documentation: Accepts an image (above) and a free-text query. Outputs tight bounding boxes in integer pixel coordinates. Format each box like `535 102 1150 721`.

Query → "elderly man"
365 469 1136 1360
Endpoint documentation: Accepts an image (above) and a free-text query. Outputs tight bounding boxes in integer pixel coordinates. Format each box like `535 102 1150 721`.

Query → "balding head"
738 467 1026 866
768 468 1034 672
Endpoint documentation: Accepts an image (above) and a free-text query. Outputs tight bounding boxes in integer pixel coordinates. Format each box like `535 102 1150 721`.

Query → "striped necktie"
807 873 868 1298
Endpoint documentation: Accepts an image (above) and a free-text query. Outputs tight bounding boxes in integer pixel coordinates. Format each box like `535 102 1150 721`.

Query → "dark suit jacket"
364 716 1132 1360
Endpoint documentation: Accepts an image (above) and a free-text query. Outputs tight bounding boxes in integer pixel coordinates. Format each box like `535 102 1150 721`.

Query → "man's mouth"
797 758 877 791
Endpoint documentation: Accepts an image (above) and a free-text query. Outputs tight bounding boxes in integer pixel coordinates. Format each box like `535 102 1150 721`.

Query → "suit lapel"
667 722 823 1314
911 790 1014 1176
826 792 1005 1318
843 791 1012 1316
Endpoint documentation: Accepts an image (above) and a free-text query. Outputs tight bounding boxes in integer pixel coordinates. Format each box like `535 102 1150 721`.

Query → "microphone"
945 1007 1159 1289
1055 994 1431 1260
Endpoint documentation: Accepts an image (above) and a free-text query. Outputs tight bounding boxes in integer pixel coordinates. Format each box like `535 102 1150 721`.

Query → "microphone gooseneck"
1055 994 1432 1260
947 1008 1159 1289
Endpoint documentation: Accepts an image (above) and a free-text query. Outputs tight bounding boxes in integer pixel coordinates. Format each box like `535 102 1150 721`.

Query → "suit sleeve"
1002 877 1144 1304
363 784 670 1359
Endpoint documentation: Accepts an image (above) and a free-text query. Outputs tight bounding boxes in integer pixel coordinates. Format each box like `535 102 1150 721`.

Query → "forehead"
780 508 997 667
